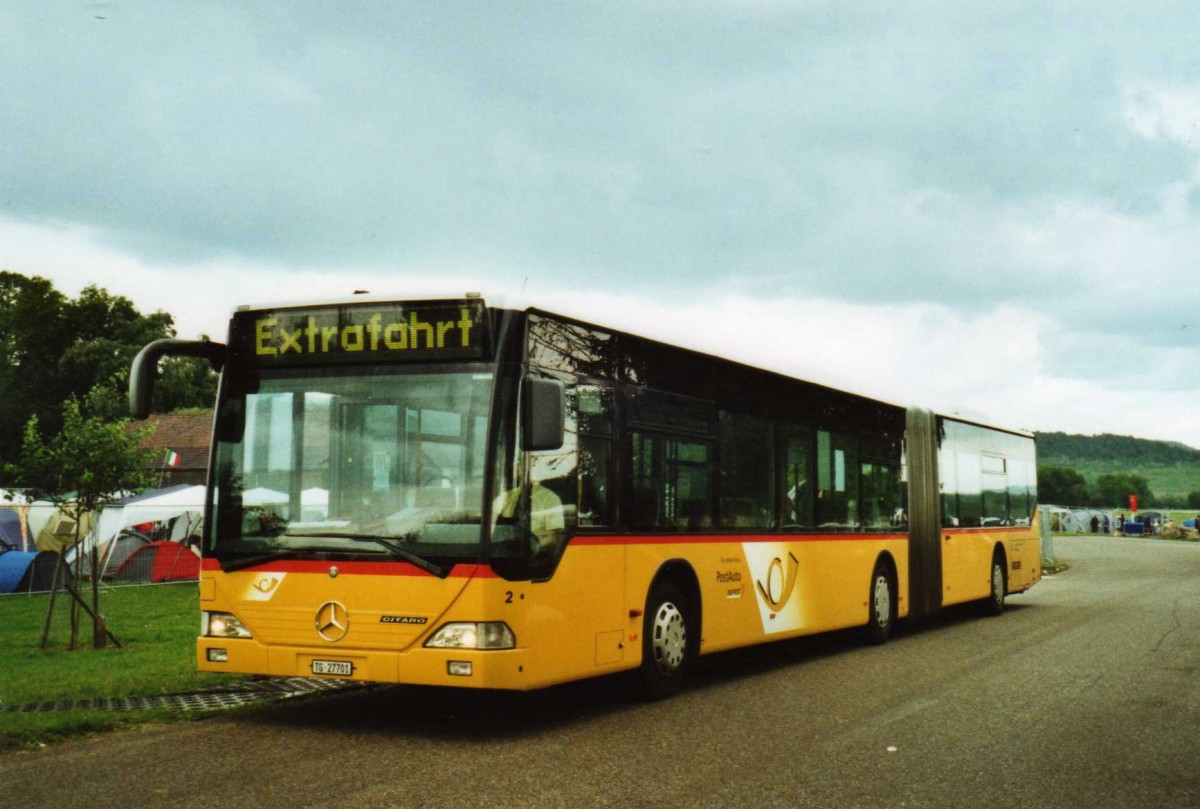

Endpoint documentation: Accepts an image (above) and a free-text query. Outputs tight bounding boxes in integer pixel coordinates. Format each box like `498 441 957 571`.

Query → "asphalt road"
3 535 1198 808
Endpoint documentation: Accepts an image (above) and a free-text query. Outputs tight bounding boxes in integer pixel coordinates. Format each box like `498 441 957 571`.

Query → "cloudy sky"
3 3 1199 446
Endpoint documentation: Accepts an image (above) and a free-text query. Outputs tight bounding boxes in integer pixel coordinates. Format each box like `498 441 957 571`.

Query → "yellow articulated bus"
130 294 1040 698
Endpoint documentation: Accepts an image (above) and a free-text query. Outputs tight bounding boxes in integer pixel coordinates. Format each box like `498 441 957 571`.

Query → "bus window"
817 430 858 528
632 432 713 530
860 437 902 530
215 368 493 559
981 453 1008 525
503 377 618 569
861 461 902 529
719 411 774 528
576 384 614 527
527 315 619 379
1007 458 1030 523
939 428 958 526
778 425 813 528
955 450 983 527
521 379 577 557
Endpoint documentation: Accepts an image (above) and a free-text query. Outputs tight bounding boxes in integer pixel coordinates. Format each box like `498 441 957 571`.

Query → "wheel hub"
651 601 686 674
873 575 891 627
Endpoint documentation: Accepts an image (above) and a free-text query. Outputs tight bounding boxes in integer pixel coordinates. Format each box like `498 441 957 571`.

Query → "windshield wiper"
292 533 451 579
220 549 305 573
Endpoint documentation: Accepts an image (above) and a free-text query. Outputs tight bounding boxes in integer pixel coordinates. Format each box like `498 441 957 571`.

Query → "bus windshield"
210 366 500 568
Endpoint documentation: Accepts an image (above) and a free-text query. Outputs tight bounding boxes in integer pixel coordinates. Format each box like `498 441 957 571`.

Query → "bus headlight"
204 611 253 639
425 622 515 650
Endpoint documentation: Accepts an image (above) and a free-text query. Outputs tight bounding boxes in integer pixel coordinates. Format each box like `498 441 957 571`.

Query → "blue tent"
0 550 60 593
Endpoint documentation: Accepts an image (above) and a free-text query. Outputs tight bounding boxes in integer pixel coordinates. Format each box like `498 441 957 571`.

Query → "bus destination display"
233 300 487 365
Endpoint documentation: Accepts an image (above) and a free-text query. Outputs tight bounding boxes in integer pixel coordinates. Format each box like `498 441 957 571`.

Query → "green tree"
5 399 154 650
151 352 219 414
1186 491 1200 509
0 272 217 464
1093 472 1154 510
0 272 72 464
1037 465 1089 506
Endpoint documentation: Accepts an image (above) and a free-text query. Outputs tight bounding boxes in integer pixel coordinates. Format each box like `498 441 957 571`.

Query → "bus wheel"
640 581 691 699
864 562 895 645
983 557 1006 616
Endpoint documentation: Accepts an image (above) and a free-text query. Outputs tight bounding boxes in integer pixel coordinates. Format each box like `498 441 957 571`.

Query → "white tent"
243 486 287 506
243 486 329 521
301 487 329 521
65 485 334 571
1042 505 1117 534
1042 505 1087 533
67 485 206 571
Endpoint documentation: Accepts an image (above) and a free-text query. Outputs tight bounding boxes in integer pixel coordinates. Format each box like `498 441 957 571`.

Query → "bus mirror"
523 378 565 452
129 339 227 420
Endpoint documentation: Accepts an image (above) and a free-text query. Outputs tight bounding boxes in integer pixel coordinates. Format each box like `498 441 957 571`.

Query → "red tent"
111 541 199 583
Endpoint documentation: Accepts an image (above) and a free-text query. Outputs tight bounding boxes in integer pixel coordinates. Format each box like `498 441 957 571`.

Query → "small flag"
164 449 181 467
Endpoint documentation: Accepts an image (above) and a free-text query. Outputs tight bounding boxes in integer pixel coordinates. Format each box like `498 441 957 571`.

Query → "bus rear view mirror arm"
129 338 228 420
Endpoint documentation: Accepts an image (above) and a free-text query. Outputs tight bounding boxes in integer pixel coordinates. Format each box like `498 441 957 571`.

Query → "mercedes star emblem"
315 601 349 642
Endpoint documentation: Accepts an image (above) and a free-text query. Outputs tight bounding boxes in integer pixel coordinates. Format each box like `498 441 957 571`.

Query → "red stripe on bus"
198 558 495 578
942 526 1032 536
572 533 907 547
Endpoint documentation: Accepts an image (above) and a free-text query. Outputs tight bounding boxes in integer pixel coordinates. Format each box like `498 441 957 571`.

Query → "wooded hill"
1035 431 1200 507
1036 432 1200 466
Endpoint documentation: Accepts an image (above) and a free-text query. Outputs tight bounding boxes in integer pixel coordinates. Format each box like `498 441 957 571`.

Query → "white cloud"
1123 82 1200 151
0 216 486 341
3 4 1200 451
2 213 1197 448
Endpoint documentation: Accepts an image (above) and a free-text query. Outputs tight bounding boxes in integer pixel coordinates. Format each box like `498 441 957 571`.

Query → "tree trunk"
38 550 65 649
91 540 105 649
68 517 81 651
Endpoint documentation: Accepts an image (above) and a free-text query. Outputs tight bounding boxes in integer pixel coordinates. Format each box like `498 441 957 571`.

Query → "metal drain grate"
0 677 368 713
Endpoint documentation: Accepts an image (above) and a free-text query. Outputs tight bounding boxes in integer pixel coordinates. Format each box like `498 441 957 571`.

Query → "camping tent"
1041 505 1117 534
66 485 205 579
88 485 206 550
1042 506 1088 533
243 486 330 521
0 507 28 551
0 550 60 594
61 485 334 581
35 508 96 554
301 487 329 521
109 541 201 583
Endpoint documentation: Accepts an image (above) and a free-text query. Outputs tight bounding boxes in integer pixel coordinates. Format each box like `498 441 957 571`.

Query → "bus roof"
228 291 1033 439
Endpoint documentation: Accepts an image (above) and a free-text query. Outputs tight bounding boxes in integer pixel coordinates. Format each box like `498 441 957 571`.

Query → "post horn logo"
756 552 800 612
253 577 280 594
315 601 350 642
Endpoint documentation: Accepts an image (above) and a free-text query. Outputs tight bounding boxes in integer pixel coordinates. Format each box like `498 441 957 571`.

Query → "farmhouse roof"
128 412 213 470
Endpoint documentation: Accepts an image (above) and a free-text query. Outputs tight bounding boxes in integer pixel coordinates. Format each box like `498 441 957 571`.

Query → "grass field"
0 582 246 752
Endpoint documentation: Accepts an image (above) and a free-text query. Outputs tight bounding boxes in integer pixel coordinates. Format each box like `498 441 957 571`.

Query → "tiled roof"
128 412 213 469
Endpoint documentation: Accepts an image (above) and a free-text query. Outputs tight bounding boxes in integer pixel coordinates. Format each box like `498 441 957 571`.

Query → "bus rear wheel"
640 581 691 700
864 562 895 645
983 556 1006 616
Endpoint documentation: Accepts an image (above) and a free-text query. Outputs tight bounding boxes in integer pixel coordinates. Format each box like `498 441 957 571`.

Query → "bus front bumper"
197 638 533 690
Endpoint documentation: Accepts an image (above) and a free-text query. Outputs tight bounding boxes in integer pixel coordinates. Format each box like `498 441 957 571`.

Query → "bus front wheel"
640 581 691 699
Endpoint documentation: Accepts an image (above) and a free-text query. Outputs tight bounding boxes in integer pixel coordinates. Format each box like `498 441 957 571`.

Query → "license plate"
311 659 353 676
